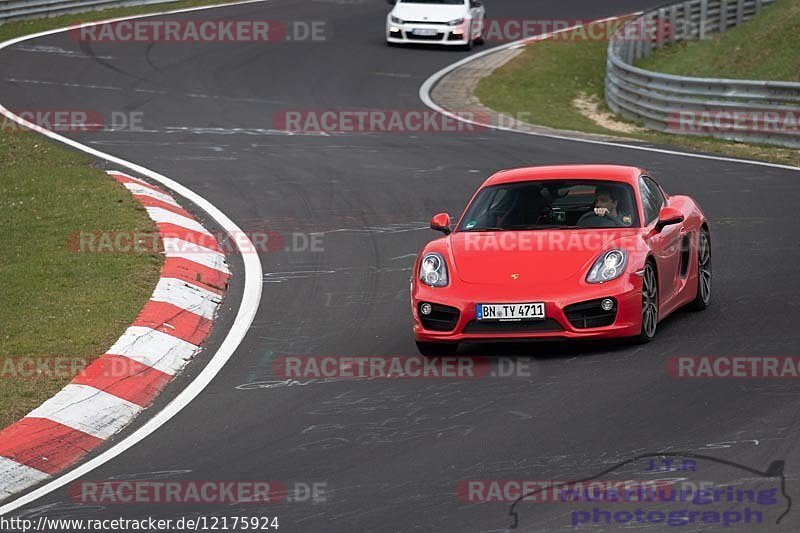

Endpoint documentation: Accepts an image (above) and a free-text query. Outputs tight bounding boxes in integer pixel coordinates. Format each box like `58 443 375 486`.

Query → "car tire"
462 35 473 51
636 261 658 343
689 229 711 311
416 341 459 357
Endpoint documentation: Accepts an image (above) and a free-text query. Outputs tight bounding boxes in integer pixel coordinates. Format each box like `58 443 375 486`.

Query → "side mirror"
470 0 482 7
430 213 452 235
655 206 684 232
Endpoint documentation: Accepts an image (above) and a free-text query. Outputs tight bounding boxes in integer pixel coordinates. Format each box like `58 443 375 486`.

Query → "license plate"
411 28 438 36
476 303 546 321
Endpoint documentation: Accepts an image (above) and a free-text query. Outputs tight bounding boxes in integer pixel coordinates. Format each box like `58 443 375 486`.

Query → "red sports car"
411 165 711 356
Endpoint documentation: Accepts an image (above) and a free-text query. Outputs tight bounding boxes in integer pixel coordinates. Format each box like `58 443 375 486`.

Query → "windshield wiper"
461 226 506 232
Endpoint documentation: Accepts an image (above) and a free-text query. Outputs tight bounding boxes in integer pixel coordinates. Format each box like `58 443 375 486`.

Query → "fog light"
601 298 614 311
420 303 433 315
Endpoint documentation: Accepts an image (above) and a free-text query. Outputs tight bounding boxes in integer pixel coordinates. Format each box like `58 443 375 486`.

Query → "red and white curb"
0 171 230 502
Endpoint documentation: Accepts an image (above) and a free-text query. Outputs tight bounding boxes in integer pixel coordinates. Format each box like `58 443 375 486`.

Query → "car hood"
391 3 468 23
448 229 642 285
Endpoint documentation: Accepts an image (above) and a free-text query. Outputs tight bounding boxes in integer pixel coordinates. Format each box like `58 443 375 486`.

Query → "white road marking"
5 78 122 91
12 45 115 60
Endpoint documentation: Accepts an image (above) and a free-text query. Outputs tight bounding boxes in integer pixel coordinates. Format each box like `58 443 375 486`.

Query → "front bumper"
412 275 643 342
386 22 470 45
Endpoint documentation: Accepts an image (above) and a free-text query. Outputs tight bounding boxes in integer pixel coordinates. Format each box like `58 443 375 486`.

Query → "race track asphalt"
1 0 799 530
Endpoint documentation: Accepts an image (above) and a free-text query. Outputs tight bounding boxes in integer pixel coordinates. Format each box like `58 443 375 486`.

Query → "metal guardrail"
0 0 178 24
605 0 800 148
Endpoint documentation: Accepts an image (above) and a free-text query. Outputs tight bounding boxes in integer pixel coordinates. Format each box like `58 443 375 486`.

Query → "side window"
639 177 658 224
643 176 666 212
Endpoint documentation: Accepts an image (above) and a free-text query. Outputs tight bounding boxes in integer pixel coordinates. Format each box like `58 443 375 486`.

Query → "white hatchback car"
386 0 485 49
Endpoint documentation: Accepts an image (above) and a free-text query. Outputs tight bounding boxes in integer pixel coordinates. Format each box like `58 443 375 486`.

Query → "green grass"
475 19 800 168
0 0 247 429
476 22 614 135
0 133 163 427
637 0 800 82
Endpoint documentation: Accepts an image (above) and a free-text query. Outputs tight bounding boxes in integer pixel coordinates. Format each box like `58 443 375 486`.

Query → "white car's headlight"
390 15 404 24
419 252 449 287
587 249 628 283
447 18 465 26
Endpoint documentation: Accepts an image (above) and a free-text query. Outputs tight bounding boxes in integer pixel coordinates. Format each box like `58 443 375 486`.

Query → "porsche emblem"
510 273 520 280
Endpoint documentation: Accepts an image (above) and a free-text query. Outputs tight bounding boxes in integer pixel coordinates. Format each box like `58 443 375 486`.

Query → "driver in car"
577 187 632 227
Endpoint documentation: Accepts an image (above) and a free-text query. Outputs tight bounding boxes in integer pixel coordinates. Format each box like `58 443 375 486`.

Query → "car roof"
482 165 644 187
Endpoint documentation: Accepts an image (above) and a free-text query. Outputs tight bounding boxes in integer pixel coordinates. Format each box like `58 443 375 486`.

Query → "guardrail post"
719 0 728 32
699 0 708 38
634 25 643 59
736 0 744 24
755 0 763 12
683 1 694 39
669 5 678 44
656 8 666 48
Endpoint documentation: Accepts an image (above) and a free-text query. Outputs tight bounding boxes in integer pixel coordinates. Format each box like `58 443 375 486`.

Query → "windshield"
457 180 639 231
399 0 465 4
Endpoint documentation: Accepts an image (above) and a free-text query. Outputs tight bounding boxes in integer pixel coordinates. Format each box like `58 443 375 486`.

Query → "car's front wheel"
637 261 658 343
416 341 459 357
473 24 484 45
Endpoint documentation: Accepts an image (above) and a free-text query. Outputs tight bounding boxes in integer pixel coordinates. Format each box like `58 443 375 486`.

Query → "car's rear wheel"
416 341 459 357
690 229 712 310
637 262 658 343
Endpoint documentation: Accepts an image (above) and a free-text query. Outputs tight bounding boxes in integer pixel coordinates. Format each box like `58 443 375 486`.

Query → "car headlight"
390 15 404 24
419 252 449 287
447 18 465 26
586 249 628 283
